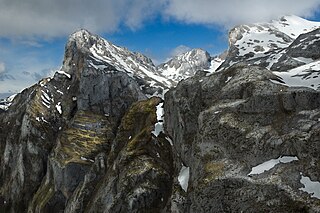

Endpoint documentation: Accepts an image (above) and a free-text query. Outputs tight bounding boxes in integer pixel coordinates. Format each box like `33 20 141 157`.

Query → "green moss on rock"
203 162 225 183
28 180 54 212
55 110 114 165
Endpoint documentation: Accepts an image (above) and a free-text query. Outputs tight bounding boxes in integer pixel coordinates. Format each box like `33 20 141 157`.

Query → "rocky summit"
1 16 320 213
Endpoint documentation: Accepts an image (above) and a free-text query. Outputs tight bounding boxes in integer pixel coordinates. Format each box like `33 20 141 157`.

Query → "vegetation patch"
28 180 54 212
203 161 225 183
55 110 113 165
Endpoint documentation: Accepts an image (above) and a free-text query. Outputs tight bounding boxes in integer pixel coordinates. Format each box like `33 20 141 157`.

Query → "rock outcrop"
165 64 320 212
0 30 173 212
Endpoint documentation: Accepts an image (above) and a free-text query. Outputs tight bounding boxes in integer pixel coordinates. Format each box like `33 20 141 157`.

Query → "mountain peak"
278 15 314 24
70 29 94 40
157 48 213 83
67 29 101 51
61 28 172 95
171 48 210 63
222 15 320 70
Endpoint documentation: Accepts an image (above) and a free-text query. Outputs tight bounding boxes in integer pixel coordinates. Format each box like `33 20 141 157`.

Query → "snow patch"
57 90 64 95
41 117 49 123
7 94 16 102
299 174 320 199
0 94 16 111
89 61 108 70
0 105 7 111
165 136 173 146
41 90 51 104
80 156 88 161
152 102 164 137
42 101 50 109
225 76 232 83
57 70 71 79
248 156 298 175
178 166 190 192
55 102 62 114
266 50 284 69
272 60 320 89
294 57 314 64
35 116 49 123
206 57 224 72
232 15 320 63
272 15 320 40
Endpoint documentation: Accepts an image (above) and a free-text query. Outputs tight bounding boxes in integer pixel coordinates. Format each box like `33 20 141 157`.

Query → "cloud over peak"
0 0 164 38
170 45 191 57
0 62 5 73
0 0 319 38
165 0 320 27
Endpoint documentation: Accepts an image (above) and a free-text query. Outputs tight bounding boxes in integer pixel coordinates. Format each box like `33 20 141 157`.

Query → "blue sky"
1 0 320 94
106 19 228 62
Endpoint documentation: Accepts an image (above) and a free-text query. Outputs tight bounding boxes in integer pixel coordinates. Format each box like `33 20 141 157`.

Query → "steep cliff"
165 64 320 212
0 30 173 212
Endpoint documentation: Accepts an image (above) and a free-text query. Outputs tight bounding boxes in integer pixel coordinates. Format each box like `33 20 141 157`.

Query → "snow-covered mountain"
0 31 225 101
272 60 320 90
1 15 320 102
68 29 172 95
0 94 16 111
219 15 320 90
157 49 224 83
67 32 226 88
223 15 320 64
0 73 15 81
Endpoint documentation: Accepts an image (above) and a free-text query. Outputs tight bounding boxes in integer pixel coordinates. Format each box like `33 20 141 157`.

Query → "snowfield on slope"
231 15 320 57
272 60 320 90
71 30 172 90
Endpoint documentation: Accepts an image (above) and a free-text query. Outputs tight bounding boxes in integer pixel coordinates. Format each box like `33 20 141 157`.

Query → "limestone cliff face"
27 97 173 213
164 64 320 212
0 30 173 212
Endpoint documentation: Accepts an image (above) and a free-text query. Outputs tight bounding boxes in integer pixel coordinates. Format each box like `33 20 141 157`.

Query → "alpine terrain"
0 15 320 212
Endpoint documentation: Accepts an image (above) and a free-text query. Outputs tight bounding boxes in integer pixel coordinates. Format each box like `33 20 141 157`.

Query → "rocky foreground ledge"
165 64 320 212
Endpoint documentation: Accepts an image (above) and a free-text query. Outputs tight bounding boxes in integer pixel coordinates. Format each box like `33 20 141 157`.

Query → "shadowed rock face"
164 64 320 212
26 97 173 213
0 30 173 212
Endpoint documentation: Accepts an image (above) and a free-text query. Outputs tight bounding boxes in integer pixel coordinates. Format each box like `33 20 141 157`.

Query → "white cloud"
0 44 59 93
0 0 165 38
170 45 191 57
165 0 320 27
0 0 319 38
0 62 5 73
